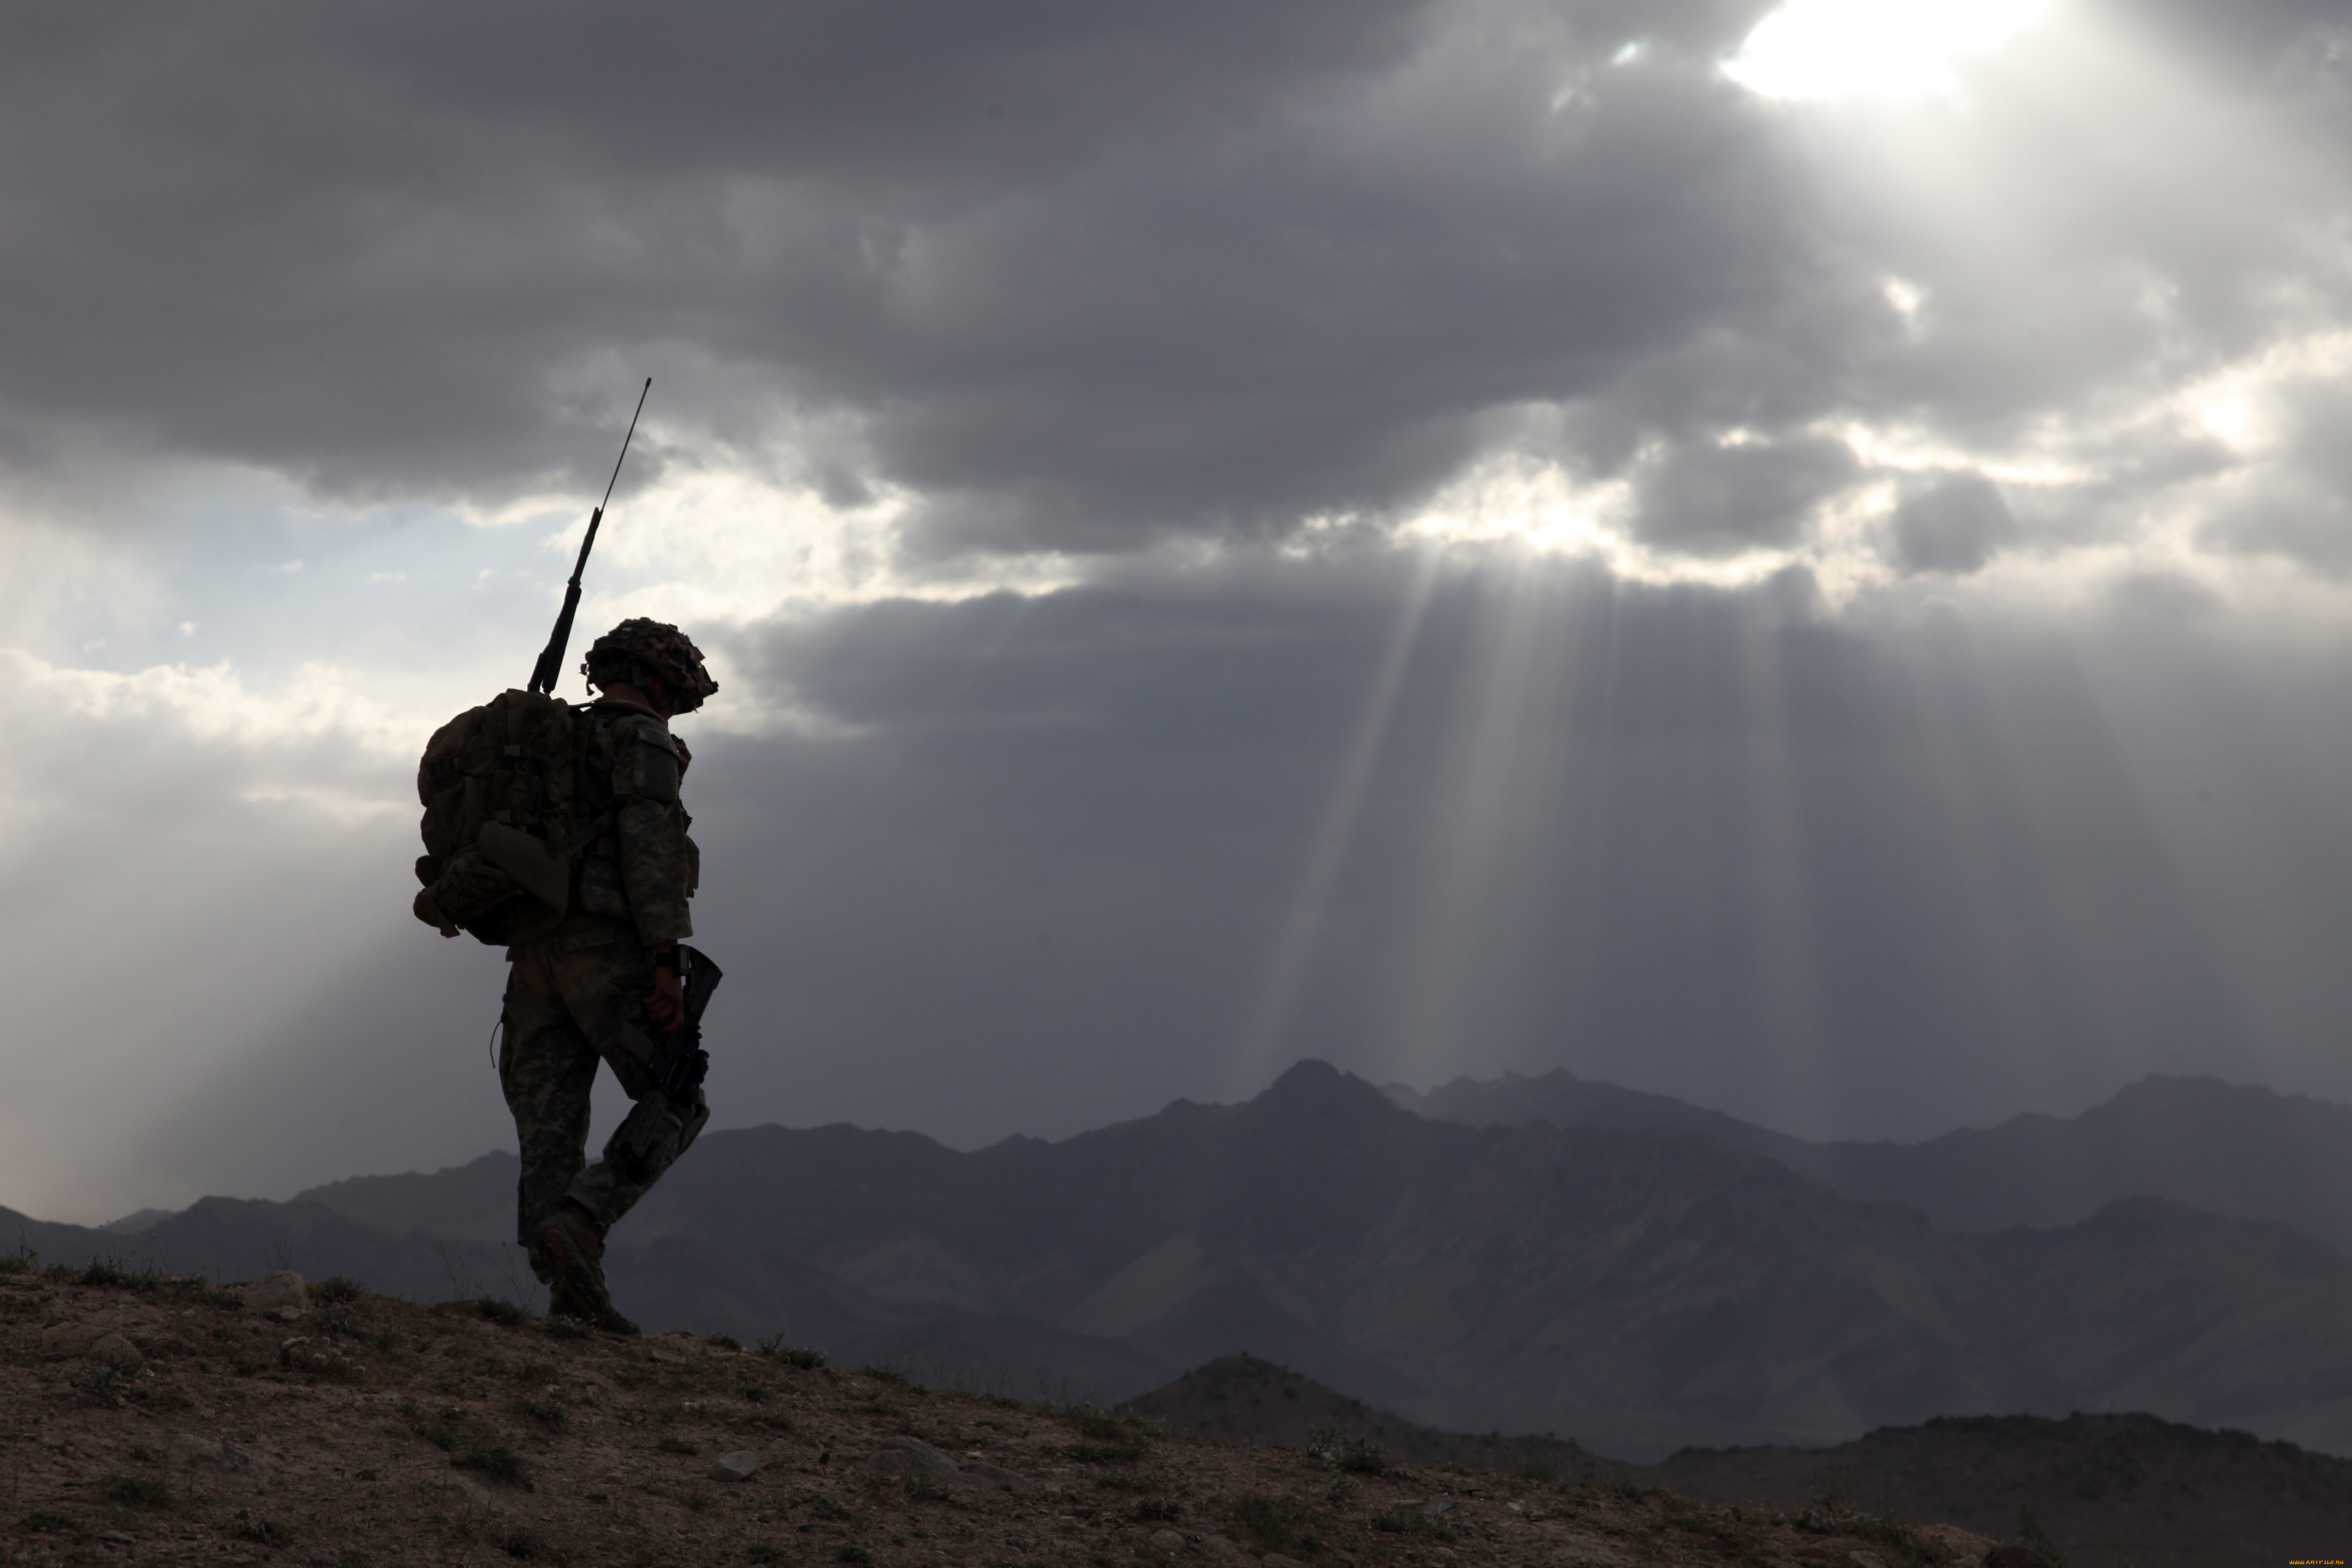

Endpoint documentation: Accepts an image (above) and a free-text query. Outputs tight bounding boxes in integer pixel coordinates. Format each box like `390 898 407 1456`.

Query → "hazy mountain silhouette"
1389 1069 2352 1254
1129 1354 2352 1568
19 1062 2352 1459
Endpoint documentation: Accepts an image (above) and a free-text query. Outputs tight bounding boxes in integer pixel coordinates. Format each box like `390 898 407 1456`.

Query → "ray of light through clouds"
3 0 2352 1221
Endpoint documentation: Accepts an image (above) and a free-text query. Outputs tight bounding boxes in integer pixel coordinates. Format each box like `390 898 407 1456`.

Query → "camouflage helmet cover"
582 618 720 712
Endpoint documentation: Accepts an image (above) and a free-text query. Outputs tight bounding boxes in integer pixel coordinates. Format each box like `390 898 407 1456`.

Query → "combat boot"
538 1202 639 1336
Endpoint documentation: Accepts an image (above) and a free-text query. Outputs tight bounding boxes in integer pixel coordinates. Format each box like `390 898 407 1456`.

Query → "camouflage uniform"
498 629 714 1321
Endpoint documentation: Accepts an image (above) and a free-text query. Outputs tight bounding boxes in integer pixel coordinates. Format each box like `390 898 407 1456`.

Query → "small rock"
40 1321 143 1365
1197 1534 1249 1564
172 1433 252 1470
102 1532 136 1544
240 1272 307 1313
1422 1498 1457 1516
709 1451 761 1483
1148 1528 1185 1554
1851 1554 1888 1568
1263 1556 1308 1568
868 1435 966 1483
956 1458 1031 1492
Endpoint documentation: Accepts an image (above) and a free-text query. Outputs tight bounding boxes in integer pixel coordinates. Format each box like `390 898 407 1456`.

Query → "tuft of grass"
656 1435 700 1456
100 1474 173 1508
707 1333 743 1351
1336 1438 1389 1476
833 1547 872 1565
1371 1502 1458 1540
401 1400 464 1452
454 1444 531 1486
477 1297 530 1326
756 1332 828 1368
21 1509 77 1533
747 1547 787 1564
2019 1506 2068 1567
312 1275 366 1305
511 1397 570 1432
1133 1498 1181 1523
494 1525 554 1560
1232 1493 1313 1553
857 1363 912 1387
230 1515 294 1547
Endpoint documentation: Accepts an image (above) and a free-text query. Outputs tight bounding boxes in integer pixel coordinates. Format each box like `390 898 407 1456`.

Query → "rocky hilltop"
2 1259 2013 1568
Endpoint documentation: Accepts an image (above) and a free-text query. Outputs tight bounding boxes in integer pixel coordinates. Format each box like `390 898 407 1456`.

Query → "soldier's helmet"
581 619 720 714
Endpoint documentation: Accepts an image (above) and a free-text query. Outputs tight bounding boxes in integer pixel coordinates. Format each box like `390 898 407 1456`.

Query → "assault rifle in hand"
648 944 722 1102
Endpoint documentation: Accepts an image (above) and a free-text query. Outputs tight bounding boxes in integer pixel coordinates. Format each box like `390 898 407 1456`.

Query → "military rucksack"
412 689 609 946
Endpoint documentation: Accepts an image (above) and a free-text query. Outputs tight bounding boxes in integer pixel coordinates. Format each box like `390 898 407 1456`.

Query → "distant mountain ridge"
19 1061 2352 1460
1127 1355 2352 1568
1387 1069 2352 1255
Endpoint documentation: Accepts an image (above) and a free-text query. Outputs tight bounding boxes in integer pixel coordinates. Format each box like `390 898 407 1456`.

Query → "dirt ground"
0 1260 2012 1568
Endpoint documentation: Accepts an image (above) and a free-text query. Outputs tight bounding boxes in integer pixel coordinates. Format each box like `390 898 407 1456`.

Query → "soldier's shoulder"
590 701 672 740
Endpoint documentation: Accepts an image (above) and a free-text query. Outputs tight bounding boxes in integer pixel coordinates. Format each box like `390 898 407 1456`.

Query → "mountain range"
1389 1068 2352 1253
13 1060 2352 1461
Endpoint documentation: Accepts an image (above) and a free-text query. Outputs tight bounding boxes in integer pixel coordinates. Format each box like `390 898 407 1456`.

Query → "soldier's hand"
673 736 692 778
647 966 685 1029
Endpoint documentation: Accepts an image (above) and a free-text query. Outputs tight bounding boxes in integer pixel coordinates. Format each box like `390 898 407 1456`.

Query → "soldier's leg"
579 1083 711 1226
497 945 601 1290
539 937 712 1231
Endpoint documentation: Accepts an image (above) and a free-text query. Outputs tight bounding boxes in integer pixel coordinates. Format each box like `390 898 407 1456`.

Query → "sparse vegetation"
312 1274 366 1304
100 1473 173 1508
512 1396 571 1431
454 1442 531 1485
1232 1491 1321 1555
756 1332 827 1368
1335 1436 1389 1475
230 1514 294 1546
2019 1506 2068 1566
477 1296 530 1326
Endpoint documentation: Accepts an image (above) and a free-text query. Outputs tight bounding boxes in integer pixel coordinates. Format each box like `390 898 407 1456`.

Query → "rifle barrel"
526 378 653 694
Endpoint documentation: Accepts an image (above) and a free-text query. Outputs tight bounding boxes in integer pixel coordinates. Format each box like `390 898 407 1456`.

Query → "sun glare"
1724 0 2051 102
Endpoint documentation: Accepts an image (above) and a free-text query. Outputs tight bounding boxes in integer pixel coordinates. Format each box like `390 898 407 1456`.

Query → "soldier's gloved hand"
647 963 685 1029
673 736 692 778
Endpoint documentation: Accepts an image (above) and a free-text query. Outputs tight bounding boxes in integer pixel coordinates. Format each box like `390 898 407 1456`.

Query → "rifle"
647 944 723 1104
527 377 653 696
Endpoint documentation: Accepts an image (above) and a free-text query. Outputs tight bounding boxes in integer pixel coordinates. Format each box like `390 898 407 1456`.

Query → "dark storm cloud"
0 0 1864 554
1631 434 1859 556
1884 470 2016 575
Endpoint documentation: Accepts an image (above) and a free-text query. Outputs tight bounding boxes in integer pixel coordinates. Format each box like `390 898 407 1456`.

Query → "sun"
1723 0 2051 102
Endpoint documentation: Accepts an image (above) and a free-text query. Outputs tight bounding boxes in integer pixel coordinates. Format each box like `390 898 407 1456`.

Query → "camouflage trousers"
498 916 709 1282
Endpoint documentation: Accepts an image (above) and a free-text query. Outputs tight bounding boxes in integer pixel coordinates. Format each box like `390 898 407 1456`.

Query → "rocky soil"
0 1259 2018 1568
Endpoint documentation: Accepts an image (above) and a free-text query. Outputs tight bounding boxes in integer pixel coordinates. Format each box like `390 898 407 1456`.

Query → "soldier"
499 618 718 1332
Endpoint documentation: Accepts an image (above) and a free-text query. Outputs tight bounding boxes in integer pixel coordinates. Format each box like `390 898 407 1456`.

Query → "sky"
5 0 2352 1223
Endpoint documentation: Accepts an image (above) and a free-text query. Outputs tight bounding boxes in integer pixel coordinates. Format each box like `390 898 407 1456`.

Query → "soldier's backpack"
411 689 608 946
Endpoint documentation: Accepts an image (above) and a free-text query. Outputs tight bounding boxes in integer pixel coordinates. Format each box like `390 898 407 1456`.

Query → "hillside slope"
0 1260 2003 1568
